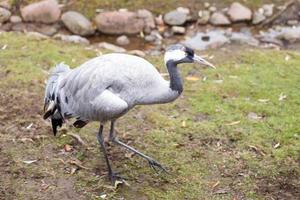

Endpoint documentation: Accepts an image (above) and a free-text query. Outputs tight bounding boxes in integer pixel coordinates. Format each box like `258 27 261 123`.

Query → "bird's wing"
76 89 128 121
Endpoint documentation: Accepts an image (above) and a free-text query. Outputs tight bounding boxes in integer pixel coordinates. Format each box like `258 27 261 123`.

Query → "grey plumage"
43 44 215 183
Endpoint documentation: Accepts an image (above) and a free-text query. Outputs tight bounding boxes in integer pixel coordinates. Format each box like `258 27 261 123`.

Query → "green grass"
0 32 299 199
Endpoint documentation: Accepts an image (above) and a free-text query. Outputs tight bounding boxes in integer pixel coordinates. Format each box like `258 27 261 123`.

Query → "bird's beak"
193 55 216 69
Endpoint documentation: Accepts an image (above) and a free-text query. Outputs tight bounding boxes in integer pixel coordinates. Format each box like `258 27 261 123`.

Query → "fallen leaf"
114 180 124 188
125 152 135 159
202 76 207 81
68 159 90 170
23 160 37 164
186 76 200 81
247 112 262 121
19 138 34 143
181 120 186 127
258 99 269 103
66 133 87 146
64 144 73 152
279 93 287 101
274 142 280 149
225 121 240 126
214 187 231 194
26 123 33 129
70 167 78 174
212 181 220 189
1 44 7 50
212 80 223 84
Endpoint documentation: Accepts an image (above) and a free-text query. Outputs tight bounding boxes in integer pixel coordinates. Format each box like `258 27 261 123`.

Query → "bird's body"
43 44 215 184
57 54 180 123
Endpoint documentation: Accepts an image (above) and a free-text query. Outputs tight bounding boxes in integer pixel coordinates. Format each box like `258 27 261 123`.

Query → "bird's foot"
148 159 169 174
109 171 127 186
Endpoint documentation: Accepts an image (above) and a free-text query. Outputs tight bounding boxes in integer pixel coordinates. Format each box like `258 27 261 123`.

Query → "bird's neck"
166 60 183 94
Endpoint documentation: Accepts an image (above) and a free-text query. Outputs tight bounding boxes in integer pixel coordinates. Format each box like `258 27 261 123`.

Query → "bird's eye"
185 47 194 57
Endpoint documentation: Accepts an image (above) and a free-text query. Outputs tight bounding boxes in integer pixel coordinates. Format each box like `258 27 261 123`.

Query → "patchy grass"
11 0 286 17
0 32 300 199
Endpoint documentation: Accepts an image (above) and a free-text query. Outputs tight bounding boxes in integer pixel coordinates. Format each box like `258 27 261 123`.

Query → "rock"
10 15 22 23
98 42 126 52
227 2 252 22
176 7 190 15
252 10 266 25
35 24 59 36
0 22 12 31
144 30 162 43
209 6 217 12
137 9 155 32
54 34 90 45
128 50 146 57
61 11 94 36
273 1 300 25
171 26 185 34
262 4 274 17
204 2 210 9
209 12 231 25
11 23 59 36
259 26 300 44
287 20 298 26
21 0 61 24
183 31 229 50
145 34 156 42
198 10 210 24
95 11 145 34
26 31 49 40
0 7 11 23
276 27 300 42
116 35 130 46
0 0 11 10
229 32 259 46
155 15 164 25
163 10 187 26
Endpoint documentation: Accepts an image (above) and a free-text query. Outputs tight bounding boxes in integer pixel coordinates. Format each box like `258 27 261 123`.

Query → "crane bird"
43 44 215 183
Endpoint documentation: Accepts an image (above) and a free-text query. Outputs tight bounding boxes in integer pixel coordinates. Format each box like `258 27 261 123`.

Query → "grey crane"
43 44 215 183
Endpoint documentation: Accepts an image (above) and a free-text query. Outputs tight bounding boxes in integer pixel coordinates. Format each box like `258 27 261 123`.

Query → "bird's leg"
96 123 125 184
109 121 168 173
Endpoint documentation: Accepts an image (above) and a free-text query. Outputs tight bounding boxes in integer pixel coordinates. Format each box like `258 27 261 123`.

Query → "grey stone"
128 50 146 57
204 2 210 9
10 15 22 23
209 6 217 12
183 31 229 50
21 0 61 24
209 12 231 25
171 26 185 34
0 7 11 23
137 9 155 30
116 35 130 46
252 10 266 25
95 11 145 34
287 20 298 26
0 1 11 10
229 32 259 46
163 10 187 26
54 34 90 45
262 4 274 17
61 11 95 36
98 42 126 52
227 2 252 22
198 10 210 24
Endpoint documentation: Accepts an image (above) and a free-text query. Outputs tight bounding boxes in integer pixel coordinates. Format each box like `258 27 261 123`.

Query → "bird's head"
164 44 215 69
